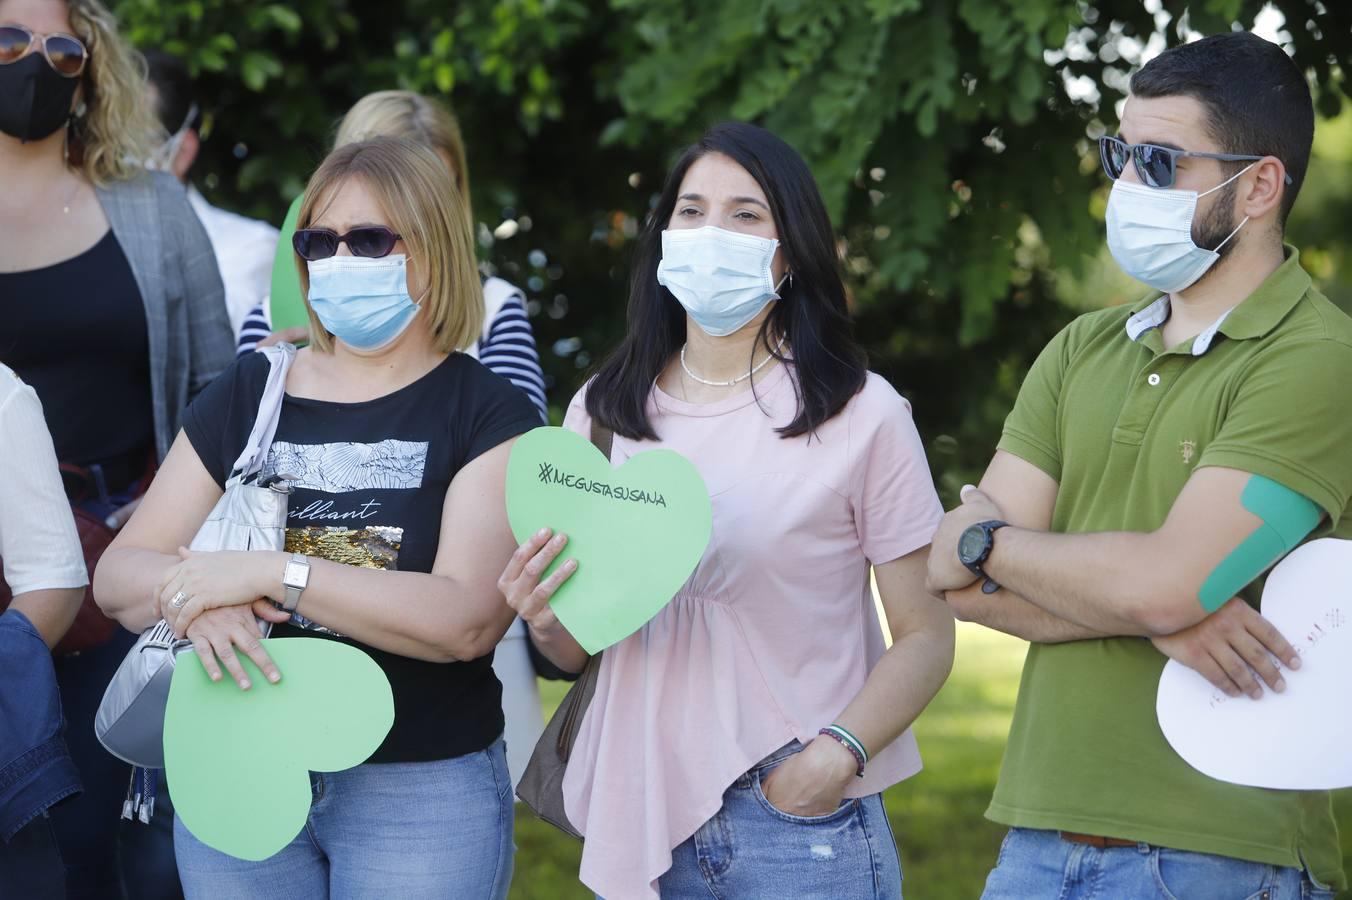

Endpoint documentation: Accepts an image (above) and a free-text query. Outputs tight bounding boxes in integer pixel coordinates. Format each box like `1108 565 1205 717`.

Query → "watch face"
958 526 987 565
283 561 309 588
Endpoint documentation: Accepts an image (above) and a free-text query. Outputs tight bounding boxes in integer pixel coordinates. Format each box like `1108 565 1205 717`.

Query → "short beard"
1187 177 1242 290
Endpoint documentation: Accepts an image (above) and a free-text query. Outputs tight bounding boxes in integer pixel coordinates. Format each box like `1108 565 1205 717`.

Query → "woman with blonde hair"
0 0 232 891
97 136 538 898
238 91 547 419
238 89 552 788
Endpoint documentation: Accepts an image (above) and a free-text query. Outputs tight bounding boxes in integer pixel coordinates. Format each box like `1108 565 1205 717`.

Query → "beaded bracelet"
818 725 868 777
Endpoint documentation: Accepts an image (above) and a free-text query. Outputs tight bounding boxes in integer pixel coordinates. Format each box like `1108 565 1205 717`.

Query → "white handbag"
95 344 297 771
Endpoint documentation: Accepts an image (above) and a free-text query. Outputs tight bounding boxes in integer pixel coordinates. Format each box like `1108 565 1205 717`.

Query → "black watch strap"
962 520 1008 594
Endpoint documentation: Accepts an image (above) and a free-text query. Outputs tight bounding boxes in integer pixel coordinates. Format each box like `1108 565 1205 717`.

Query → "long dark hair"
586 122 867 441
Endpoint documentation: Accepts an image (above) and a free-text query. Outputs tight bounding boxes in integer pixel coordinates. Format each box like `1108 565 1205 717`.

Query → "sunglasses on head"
1098 136 1290 190
293 226 402 261
0 24 87 77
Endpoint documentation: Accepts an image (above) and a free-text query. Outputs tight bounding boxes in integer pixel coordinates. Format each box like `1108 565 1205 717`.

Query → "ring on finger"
170 590 190 610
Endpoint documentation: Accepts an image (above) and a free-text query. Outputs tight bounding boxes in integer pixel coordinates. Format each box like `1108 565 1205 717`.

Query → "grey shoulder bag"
95 344 297 770
515 420 611 840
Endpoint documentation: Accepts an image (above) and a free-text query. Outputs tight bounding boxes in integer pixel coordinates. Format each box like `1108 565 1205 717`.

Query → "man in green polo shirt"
927 32 1352 899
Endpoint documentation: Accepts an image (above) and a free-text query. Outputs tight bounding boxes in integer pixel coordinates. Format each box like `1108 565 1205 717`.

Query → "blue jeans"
655 742 903 899
981 828 1337 900
173 738 514 899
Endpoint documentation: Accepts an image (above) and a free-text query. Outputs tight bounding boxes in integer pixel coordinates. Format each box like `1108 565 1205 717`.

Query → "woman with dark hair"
501 122 954 899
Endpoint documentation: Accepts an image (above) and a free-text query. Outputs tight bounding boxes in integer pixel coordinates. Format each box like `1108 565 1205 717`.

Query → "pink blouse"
560 363 944 899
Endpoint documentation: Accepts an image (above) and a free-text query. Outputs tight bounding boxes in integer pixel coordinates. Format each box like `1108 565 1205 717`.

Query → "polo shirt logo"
1180 440 1197 465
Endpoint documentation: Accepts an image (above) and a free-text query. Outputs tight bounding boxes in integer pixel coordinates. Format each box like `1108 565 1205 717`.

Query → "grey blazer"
95 172 234 462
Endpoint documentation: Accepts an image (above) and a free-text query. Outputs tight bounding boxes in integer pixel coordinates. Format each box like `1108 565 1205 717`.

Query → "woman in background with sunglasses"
97 136 538 898
0 0 233 895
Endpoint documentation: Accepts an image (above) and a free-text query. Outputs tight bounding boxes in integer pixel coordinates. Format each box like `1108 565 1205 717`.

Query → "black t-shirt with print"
183 351 540 763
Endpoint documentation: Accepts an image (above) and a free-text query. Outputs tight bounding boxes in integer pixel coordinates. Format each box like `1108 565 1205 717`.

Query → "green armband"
1197 475 1321 612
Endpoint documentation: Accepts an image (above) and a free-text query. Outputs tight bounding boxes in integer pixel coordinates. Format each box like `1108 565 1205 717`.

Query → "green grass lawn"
510 623 1352 899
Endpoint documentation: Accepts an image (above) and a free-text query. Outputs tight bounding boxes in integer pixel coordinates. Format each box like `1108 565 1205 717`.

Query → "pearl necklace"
680 336 787 387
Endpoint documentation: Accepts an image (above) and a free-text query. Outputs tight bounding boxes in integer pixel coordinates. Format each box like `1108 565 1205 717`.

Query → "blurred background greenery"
107 0 1352 896
111 0 1351 503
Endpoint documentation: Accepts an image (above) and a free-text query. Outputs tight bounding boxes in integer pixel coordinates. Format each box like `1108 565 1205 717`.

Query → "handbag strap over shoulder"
588 419 614 462
227 343 297 484
551 417 614 761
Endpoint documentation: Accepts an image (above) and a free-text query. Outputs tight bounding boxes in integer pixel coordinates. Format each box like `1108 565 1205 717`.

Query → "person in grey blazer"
0 0 232 895
95 171 236 462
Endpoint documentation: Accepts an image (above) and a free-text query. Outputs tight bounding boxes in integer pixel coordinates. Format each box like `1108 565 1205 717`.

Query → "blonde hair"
295 137 483 355
334 91 471 224
66 0 157 184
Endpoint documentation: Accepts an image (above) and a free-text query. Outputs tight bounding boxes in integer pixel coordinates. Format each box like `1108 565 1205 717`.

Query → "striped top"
235 283 548 421
476 293 548 419
234 302 273 355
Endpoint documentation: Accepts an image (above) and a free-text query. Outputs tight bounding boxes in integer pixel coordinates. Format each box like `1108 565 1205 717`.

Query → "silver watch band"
282 552 310 612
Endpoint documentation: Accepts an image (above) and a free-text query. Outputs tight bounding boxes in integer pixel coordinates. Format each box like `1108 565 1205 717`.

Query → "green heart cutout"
266 195 309 333
506 426 712 654
164 637 394 861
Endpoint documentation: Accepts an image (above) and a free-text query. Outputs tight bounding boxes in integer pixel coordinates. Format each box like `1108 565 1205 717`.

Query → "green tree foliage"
113 0 1352 496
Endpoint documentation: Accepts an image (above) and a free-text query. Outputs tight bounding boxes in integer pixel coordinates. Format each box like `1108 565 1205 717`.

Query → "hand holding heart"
165 637 393 861
183 604 290 691
503 426 712 655
1157 538 1352 789
1151 596 1300 700
498 527 579 641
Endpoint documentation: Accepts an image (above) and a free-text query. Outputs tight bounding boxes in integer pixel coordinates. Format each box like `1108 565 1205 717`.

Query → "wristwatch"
281 553 311 612
957 520 1008 595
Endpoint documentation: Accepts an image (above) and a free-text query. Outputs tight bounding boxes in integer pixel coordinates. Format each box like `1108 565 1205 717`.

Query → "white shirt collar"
1124 296 1234 356
186 185 210 219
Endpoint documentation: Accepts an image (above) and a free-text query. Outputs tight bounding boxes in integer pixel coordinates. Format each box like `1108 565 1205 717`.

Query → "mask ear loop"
1197 161 1255 198
401 255 431 308
152 102 200 171
1211 216 1250 253
1198 162 1256 253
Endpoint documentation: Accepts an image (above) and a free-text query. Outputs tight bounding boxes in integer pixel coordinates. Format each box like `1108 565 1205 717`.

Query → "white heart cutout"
1157 538 1352 790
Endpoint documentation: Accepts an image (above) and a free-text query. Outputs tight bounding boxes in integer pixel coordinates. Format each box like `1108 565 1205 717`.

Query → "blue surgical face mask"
1105 164 1253 294
306 254 420 351
656 225 788 337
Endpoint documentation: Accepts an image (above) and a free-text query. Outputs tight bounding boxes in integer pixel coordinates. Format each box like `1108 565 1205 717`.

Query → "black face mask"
0 54 79 143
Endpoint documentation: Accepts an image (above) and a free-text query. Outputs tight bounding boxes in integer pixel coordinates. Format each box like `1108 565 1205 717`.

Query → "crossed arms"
928 451 1315 699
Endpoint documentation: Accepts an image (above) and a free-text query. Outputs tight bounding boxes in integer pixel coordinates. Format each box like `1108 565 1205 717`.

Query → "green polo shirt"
988 247 1352 889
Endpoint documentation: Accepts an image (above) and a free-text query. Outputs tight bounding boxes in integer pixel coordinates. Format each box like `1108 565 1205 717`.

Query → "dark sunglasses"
1098 136 1290 190
0 24 87 77
293 226 402 261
